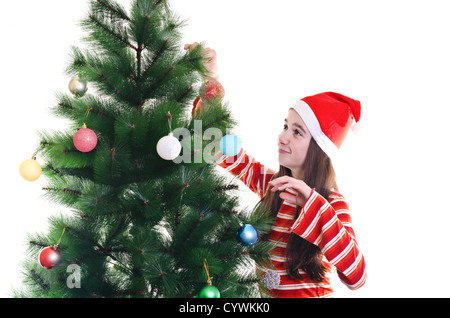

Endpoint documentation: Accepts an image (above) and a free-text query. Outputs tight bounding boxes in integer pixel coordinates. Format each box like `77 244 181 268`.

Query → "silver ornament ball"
68 76 88 98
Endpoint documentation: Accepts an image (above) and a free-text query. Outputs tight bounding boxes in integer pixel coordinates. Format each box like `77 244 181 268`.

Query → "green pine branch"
93 0 131 23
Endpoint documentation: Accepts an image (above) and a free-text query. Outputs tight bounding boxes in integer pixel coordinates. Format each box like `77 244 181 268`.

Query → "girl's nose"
279 130 290 145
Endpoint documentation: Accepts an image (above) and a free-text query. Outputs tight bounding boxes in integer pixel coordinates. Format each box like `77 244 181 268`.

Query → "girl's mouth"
278 149 290 154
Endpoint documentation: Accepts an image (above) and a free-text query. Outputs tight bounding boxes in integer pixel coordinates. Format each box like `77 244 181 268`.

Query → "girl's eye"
283 124 302 136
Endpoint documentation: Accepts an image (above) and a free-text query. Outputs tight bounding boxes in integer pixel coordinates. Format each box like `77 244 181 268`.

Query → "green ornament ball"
198 284 220 298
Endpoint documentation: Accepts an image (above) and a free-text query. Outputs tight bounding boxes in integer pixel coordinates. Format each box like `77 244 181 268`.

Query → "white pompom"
262 270 281 290
156 133 182 160
351 122 362 134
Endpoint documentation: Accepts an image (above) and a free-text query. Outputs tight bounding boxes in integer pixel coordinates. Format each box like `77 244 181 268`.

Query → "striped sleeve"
216 149 275 199
291 190 367 290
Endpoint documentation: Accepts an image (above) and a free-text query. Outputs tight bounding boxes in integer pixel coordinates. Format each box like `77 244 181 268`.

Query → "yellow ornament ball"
19 158 42 182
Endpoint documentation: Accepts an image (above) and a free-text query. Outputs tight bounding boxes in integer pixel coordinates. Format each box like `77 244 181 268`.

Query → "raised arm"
217 149 275 199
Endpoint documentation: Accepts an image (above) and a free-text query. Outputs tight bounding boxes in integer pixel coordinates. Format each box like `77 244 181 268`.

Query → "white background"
1 0 450 298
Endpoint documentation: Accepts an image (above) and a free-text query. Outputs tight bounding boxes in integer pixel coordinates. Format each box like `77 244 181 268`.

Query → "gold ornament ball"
19 159 42 182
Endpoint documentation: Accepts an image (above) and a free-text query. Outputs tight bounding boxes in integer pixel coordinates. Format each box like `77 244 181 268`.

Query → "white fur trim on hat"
290 100 339 161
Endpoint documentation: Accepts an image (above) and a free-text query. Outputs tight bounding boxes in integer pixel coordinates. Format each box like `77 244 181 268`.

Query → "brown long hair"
260 138 338 282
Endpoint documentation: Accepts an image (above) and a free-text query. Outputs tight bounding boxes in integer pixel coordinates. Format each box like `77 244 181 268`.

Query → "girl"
185 43 367 298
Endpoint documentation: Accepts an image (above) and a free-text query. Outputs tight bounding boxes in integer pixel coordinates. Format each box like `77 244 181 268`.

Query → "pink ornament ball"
73 127 97 152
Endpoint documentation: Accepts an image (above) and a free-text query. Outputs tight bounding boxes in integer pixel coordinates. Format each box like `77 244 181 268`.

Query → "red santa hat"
290 92 361 161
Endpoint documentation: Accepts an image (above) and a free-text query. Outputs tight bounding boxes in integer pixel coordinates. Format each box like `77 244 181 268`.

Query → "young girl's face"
278 109 312 177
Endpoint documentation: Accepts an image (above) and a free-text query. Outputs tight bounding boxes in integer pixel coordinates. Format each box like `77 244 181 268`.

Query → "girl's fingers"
274 182 291 192
205 49 217 61
270 182 287 192
271 183 297 194
183 43 219 80
279 192 298 205
184 42 200 51
269 176 311 206
270 177 299 192
268 176 290 187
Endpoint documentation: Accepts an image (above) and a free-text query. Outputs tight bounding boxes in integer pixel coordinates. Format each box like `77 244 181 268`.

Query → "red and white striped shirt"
217 149 366 298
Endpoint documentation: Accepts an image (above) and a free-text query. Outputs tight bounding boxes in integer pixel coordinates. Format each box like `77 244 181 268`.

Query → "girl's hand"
184 42 219 81
268 176 313 207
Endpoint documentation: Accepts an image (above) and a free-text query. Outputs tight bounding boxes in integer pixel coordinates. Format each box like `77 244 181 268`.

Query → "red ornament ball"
73 126 97 152
39 246 61 269
200 79 225 102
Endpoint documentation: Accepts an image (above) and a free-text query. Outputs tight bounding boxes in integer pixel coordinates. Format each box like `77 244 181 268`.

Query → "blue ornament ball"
219 134 242 157
236 224 258 247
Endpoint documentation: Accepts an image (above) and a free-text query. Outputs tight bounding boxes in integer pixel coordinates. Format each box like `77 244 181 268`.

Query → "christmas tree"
16 0 274 298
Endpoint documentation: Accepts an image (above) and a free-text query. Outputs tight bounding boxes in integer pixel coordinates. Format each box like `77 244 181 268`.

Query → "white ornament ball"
156 133 181 160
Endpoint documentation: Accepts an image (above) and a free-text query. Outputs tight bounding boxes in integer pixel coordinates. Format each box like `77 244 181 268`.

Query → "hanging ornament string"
203 258 213 285
167 112 173 132
82 107 93 128
54 225 69 249
199 258 221 298
31 150 38 160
